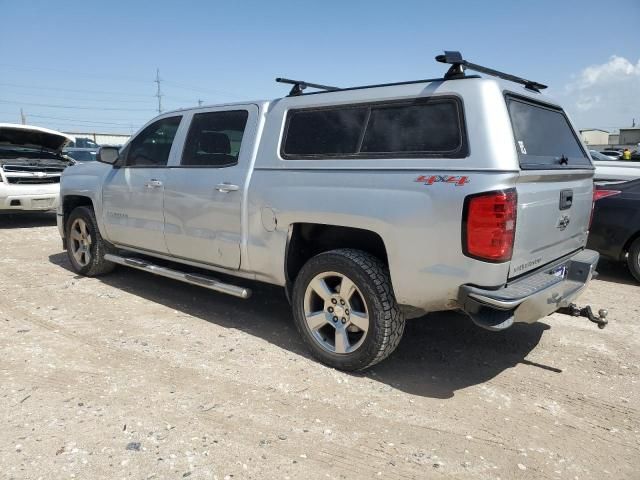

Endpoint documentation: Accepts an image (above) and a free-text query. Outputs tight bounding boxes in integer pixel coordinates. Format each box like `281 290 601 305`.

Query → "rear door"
163 105 258 269
506 95 594 277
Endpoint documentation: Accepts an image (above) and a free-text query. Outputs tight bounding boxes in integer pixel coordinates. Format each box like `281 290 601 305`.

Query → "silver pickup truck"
58 52 606 371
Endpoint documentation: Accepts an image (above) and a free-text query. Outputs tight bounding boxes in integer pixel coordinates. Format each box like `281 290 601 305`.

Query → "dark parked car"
587 179 640 282
64 148 97 162
66 137 100 149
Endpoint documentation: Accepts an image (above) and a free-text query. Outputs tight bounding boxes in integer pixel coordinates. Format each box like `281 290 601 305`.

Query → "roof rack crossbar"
435 51 547 92
276 77 340 96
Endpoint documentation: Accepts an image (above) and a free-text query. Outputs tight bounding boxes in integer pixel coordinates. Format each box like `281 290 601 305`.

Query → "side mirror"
97 146 120 165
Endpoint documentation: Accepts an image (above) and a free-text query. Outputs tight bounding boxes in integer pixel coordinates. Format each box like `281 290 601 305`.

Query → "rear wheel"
291 249 405 371
65 206 115 276
627 237 640 283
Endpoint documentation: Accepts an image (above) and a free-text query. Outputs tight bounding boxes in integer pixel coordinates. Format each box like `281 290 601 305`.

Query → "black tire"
291 249 405 371
65 206 115 276
627 237 640 283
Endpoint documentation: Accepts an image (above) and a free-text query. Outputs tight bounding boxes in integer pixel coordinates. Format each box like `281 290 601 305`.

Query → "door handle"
559 189 573 210
145 179 163 189
215 183 239 193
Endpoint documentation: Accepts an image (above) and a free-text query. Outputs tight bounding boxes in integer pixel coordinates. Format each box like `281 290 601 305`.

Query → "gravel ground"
1 212 638 480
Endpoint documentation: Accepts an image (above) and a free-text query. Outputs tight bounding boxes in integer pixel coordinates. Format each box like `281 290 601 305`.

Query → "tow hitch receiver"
557 303 608 329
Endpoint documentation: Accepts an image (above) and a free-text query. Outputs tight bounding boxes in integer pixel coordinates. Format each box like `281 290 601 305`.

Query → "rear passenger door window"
281 97 466 159
163 105 258 270
125 116 181 167
181 110 249 167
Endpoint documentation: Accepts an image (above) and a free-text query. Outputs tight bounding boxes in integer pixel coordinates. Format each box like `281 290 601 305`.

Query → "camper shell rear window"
506 94 591 170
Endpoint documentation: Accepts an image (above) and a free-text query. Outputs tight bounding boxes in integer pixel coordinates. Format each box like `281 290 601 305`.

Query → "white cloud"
561 55 640 128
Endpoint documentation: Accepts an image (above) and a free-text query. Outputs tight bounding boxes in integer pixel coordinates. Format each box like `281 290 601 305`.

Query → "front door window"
125 116 182 167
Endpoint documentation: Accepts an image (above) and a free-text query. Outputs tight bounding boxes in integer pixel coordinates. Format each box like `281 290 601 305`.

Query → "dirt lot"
1 213 638 480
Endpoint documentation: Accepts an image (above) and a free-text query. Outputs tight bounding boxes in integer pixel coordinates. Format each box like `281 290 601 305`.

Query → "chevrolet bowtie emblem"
557 215 570 231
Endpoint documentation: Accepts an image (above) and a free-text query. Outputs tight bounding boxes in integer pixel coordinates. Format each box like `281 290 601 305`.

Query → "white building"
579 129 610 146
64 131 130 147
619 128 640 146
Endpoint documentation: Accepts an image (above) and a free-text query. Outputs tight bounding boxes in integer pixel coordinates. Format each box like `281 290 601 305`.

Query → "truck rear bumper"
458 249 599 330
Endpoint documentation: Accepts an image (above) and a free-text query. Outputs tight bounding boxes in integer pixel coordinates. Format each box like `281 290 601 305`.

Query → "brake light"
463 189 517 262
590 188 621 228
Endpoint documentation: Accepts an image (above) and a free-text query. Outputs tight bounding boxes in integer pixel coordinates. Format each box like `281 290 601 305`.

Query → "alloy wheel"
69 218 92 267
303 271 369 354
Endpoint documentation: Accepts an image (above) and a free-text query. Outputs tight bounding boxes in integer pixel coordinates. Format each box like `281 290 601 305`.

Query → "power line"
42 123 136 133
0 117 136 134
24 114 142 127
162 80 242 98
0 63 151 84
0 119 138 131
2 90 155 105
31 121 134 131
0 109 151 122
1 88 202 108
0 99 154 112
0 82 155 99
1 63 243 99
0 80 228 104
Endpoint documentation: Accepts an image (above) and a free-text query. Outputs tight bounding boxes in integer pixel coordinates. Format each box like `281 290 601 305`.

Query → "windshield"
506 95 591 169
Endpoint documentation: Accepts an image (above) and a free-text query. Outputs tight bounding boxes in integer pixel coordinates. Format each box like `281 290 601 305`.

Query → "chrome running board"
104 254 251 299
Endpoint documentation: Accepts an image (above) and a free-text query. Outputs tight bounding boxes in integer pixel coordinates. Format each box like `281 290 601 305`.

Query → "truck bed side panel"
247 169 519 311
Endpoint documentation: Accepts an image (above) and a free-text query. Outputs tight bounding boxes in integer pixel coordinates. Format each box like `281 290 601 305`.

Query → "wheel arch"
284 222 390 300
62 195 95 231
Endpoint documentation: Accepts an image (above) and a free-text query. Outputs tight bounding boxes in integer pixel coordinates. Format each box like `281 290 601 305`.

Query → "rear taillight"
590 188 621 228
463 189 517 262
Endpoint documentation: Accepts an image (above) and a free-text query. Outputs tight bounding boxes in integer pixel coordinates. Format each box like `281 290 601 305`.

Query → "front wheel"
291 249 405 371
65 206 115 276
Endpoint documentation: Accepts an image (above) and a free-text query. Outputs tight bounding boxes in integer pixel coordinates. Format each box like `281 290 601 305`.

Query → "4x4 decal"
415 175 470 186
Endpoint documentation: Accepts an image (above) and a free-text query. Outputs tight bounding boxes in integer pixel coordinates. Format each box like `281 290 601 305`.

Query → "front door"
102 115 182 253
163 106 257 269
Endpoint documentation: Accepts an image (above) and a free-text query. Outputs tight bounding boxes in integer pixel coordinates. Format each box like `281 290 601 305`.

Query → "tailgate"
510 172 593 277
505 94 594 278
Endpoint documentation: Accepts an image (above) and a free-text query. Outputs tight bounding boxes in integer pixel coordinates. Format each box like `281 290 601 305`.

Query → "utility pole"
20 108 26 125
154 68 163 114
197 99 203 107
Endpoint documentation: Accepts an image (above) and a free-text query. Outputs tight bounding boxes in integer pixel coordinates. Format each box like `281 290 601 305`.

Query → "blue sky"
1 0 638 134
